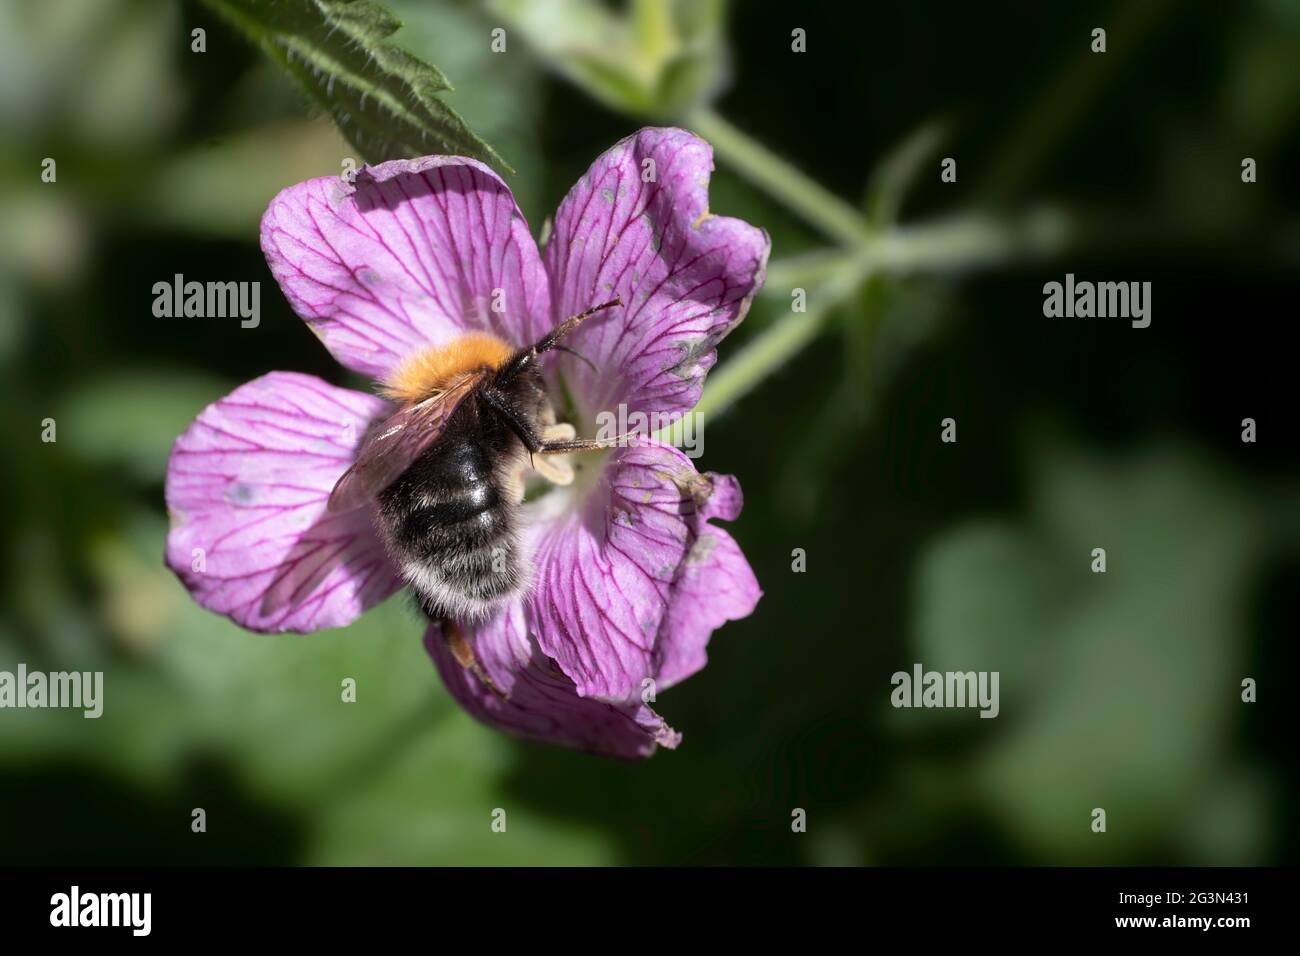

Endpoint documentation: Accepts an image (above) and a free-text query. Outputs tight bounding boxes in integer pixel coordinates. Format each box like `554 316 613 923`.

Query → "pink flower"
165 128 768 758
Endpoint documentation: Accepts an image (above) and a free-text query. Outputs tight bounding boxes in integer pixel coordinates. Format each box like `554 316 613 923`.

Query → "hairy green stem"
663 105 1073 440
654 207 1071 440
687 108 873 247
693 263 869 424
654 262 868 446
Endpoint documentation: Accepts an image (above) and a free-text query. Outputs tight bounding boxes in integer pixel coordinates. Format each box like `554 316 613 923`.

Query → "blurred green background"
1 0 1297 865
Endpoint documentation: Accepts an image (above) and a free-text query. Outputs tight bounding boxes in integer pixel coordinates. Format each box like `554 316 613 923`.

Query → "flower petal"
165 372 404 632
424 607 680 759
650 474 758 690
544 127 769 422
261 157 550 380
524 441 761 701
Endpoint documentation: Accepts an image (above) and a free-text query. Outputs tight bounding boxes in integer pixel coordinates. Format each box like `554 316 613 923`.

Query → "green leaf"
201 0 509 170
909 437 1289 862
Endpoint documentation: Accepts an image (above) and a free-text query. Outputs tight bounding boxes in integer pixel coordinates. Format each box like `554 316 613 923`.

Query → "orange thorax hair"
381 332 514 404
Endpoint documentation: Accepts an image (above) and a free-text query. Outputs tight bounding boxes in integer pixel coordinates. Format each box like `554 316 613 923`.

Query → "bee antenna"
549 343 599 373
533 299 621 355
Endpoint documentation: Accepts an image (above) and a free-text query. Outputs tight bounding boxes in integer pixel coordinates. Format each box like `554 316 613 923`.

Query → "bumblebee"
328 301 621 630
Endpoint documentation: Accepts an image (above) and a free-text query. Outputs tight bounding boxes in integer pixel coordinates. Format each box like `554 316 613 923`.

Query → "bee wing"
327 373 485 514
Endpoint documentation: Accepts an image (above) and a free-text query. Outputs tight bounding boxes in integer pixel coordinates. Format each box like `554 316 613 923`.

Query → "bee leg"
442 619 508 701
481 385 628 457
536 437 624 454
532 425 576 484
